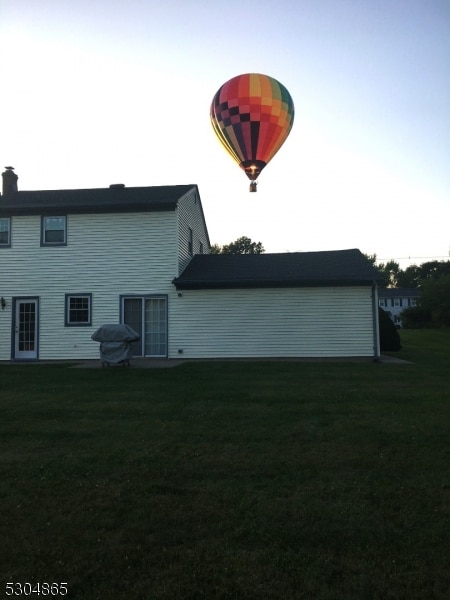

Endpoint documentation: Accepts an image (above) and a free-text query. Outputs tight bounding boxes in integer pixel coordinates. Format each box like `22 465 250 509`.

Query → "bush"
378 307 401 351
401 305 432 329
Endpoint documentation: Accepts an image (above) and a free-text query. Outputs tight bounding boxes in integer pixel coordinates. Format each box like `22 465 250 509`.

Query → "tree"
397 260 450 288
211 236 265 255
363 254 400 287
364 253 377 268
396 264 422 288
364 255 450 289
420 274 450 327
418 260 450 281
401 305 431 329
379 260 400 288
402 274 450 328
377 260 401 288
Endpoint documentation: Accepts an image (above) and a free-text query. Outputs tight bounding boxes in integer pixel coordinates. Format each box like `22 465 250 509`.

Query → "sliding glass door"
122 296 167 358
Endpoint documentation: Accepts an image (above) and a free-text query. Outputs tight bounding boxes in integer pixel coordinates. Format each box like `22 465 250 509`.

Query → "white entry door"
14 299 39 360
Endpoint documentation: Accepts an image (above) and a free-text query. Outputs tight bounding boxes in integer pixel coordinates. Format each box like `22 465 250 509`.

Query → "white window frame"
42 216 67 246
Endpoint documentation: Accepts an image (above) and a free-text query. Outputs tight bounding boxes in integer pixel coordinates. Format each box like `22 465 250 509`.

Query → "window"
188 227 193 256
42 216 66 245
65 294 92 326
393 298 401 307
379 298 387 307
410 298 417 307
199 242 204 254
0 217 11 246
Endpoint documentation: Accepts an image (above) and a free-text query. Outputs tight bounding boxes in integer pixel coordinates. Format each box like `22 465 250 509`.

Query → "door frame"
12 297 40 360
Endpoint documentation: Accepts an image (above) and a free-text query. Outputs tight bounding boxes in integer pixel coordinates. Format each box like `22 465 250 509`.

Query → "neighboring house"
0 168 381 361
378 288 421 327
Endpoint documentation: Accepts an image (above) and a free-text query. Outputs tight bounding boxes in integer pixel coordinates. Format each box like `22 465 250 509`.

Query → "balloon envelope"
210 73 295 181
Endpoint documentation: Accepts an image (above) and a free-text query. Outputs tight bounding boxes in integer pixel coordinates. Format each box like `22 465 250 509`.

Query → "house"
0 168 381 361
378 287 420 327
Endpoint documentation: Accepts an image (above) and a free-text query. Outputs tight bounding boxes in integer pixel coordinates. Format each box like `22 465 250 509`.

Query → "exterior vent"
109 183 125 189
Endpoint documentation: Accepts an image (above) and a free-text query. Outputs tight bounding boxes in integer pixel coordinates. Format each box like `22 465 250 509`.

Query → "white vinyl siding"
177 190 210 274
0 212 178 360
170 286 377 358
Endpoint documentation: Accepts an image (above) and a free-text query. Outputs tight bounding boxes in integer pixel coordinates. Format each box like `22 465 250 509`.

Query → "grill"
91 324 140 367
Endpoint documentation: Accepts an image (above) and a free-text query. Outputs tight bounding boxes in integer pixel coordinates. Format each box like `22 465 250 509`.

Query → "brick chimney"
2 166 18 195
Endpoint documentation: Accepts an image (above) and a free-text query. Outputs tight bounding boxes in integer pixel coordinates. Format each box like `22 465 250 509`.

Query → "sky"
1 0 449 268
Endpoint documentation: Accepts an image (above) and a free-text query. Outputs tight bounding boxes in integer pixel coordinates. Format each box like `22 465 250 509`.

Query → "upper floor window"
188 227 193 256
379 298 387 307
42 216 66 245
0 217 11 247
393 298 401 307
65 294 92 326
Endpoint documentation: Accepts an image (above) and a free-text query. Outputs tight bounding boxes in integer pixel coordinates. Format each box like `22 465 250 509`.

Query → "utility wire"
377 255 449 262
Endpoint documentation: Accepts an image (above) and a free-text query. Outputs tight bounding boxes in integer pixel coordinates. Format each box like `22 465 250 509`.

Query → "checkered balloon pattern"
210 73 295 181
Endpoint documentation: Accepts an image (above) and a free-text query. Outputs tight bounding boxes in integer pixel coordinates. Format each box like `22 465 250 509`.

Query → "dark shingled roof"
0 185 197 215
173 249 380 289
378 287 421 297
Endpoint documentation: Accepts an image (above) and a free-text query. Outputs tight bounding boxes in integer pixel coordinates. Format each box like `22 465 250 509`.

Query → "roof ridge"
13 184 196 194
174 249 379 289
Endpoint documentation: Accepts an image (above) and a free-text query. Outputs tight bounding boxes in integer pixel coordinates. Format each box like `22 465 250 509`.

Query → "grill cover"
91 324 140 364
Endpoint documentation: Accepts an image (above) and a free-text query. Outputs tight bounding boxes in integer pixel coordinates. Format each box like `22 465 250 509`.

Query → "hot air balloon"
210 73 295 192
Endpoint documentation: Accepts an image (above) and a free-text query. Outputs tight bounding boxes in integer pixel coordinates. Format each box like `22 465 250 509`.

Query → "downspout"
372 281 380 360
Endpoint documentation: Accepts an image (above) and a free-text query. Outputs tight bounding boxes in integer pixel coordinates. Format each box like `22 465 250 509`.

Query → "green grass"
1 329 450 599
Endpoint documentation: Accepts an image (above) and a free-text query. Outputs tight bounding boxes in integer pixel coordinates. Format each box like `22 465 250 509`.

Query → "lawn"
1 330 449 599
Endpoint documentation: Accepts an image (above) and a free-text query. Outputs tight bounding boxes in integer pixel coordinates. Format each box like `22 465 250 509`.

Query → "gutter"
372 281 380 360
172 279 376 290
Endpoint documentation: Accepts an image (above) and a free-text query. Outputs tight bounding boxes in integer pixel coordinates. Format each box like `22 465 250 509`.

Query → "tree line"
210 236 265 255
366 254 450 328
365 254 450 288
